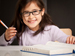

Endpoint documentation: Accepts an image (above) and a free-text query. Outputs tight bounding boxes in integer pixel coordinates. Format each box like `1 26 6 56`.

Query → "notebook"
21 41 75 56
46 41 75 53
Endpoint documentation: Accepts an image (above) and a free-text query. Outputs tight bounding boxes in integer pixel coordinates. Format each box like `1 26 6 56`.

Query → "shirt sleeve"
50 25 70 43
0 33 16 46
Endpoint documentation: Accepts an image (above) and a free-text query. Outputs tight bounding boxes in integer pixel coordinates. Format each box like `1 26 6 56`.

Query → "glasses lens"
33 10 41 15
23 11 29 17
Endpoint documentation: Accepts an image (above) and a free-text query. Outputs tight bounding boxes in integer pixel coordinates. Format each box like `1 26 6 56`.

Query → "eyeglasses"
21 10 42 17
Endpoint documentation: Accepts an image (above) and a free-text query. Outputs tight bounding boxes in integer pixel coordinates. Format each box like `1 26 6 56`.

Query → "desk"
0 46 75 56
0 46 22 56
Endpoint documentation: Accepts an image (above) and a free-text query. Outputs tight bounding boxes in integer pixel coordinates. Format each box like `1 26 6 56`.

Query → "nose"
29 12 34 19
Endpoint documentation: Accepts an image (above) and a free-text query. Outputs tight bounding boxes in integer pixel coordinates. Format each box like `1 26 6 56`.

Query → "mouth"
28 19 37 24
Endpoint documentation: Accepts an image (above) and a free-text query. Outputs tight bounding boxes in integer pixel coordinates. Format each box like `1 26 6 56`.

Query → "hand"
66 36 75 44
5 27 17 41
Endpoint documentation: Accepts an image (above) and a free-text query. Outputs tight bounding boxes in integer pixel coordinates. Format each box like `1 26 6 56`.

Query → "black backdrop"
0 0 75 36
0 0 18 35
47 0 75 36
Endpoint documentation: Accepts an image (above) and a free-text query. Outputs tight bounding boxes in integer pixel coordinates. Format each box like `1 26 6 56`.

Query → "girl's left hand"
66 36 75 44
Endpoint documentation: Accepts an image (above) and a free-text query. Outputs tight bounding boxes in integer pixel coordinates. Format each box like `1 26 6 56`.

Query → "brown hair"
10 0 55 40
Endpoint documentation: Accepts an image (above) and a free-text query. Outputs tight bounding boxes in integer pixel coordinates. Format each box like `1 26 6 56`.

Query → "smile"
28 19 37 24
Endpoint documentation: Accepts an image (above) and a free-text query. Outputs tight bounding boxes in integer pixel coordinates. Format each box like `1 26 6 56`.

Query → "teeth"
28 19 36 23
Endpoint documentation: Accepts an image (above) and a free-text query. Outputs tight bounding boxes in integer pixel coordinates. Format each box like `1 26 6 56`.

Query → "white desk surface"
0 46 75 56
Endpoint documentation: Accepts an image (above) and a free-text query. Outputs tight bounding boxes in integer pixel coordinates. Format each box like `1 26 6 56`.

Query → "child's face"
21 2 45 31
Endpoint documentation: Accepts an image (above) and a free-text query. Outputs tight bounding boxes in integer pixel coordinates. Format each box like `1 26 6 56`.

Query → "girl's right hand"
5 27 17 41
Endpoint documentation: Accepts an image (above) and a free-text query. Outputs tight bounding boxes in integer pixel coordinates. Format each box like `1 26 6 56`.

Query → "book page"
22 44 73 55
46 41 75 49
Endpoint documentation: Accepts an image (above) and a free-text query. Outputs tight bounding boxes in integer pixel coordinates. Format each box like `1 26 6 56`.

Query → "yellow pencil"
0 20 8 29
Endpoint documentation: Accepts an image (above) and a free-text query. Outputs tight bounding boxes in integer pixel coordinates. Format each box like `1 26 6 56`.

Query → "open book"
21 41 75 56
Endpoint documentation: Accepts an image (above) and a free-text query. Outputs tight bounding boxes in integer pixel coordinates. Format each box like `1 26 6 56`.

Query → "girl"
0 0 75 46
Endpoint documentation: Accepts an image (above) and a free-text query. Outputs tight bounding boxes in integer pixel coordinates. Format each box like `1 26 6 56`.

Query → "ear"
41 8 45 16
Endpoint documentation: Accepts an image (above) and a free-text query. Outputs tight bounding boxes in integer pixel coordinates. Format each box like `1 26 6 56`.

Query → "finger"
73 37 75 44
73 38 75 44
8 27 16 30
9 35 15 38
7 27 17 33
8 32 17 36
69 36 73 44
6 35 15 40
8 29 17 33
8 35 15 40
8 33 16 39
7 33 16 39
66 37 70 44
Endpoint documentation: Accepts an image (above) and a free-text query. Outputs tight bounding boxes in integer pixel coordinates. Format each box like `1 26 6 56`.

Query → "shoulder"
44 25 59 30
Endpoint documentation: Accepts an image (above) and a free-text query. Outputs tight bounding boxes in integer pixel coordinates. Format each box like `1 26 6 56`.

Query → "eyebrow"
24 9 40 12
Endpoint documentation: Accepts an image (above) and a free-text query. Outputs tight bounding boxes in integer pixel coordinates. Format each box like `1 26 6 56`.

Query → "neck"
29 25 39 31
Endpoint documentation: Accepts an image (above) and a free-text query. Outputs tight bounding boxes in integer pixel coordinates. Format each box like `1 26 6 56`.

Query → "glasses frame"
21 10 42 17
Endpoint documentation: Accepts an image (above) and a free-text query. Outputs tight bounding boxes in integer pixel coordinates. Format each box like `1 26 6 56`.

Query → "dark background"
47 0 75 36
0 0 75 36
0 0 18 35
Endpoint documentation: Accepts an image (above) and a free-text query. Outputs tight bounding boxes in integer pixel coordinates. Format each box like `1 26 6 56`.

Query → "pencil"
0 20 8 29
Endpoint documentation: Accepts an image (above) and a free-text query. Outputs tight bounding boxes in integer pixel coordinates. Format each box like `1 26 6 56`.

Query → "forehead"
23 2 40 11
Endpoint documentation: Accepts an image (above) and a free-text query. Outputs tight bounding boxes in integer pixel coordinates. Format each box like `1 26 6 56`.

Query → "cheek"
22 17 28 22
36 14 42 22
22 17 29 25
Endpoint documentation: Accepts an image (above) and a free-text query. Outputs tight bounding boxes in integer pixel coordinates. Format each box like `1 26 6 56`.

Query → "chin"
29 26 36 29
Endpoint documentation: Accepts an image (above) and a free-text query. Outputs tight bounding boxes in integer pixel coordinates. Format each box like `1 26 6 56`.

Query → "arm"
0 33 16 46
50 26 69 43
51 25 75 44
0 27 17 46
0 33 8 46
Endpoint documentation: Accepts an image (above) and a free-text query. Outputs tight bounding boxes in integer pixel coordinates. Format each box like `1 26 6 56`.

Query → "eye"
33 10 38 13
24 11 29 14
22 11 29 17
33 10 39 15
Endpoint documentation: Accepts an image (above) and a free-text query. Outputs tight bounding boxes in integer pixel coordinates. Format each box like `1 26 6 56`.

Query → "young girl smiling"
0 0 75 46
